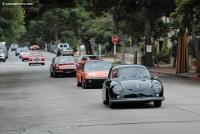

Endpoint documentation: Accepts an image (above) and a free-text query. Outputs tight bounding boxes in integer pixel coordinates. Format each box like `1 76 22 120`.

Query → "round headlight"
152 84 162 93
113 85 122 94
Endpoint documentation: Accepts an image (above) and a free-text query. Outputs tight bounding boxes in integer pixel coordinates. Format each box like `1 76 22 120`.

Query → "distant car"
0 42 8 59
76 55 103 68
28 52 45 66
102 65 165 108
21 52 30 62
23 46 30 50
76 61 112 88
10 43 18 51
19 49 31 58
50 56 77 78
15 47 23 56
62 47 74 56
0 48 6 62
31 45 40 50
54 43 69 54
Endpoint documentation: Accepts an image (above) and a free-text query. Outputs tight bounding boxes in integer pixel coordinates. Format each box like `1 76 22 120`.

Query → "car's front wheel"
154 101 162 107
108 94 116 108
77 80 82 87
53 72 57 78
82 81 87 89
29 63 31 66
50 72 53 77
103 90 109 104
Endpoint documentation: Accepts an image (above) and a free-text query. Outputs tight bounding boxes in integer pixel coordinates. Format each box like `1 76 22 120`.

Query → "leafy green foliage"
0 0 25 43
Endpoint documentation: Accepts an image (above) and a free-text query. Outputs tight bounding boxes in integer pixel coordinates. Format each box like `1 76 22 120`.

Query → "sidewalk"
101 56 200 81
149 66 200 81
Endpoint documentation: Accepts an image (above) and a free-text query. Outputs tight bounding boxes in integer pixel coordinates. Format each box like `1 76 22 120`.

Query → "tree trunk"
191 23 199 59
55 31 58 41
144 18 153 67
196 53 200 73
81 37 93 55
121 34 127 64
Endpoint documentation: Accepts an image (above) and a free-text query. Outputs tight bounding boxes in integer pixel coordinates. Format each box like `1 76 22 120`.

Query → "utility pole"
122 35 127 64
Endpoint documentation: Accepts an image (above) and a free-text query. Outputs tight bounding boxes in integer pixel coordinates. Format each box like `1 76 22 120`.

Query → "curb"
149 70 200 81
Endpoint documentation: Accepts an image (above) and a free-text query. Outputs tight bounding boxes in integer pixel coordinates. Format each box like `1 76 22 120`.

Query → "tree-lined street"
0 51 200 134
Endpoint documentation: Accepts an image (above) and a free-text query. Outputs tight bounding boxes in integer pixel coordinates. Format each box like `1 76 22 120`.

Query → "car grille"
124 94 152 98
34 58 40 61
124 94 138 98
62 69 76 73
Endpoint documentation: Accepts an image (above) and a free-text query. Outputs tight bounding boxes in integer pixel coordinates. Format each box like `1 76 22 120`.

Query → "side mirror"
151 75 158 79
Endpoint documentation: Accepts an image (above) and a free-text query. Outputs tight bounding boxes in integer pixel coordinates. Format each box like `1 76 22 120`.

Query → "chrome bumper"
110 97 165 103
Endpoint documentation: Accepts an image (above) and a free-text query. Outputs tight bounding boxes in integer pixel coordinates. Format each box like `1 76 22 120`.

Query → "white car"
0 48 6 62
54 43 70 54
19 49 30 58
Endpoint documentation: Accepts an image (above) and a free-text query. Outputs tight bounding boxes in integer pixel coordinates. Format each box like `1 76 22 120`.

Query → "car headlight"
152 84 162 93
113 86 122 94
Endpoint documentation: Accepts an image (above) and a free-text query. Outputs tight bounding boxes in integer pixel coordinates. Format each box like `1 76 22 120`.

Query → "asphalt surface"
0 51 200 134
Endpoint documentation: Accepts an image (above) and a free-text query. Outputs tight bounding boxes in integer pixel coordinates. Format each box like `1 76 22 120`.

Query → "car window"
112 69 119 78
60 45 63 47
84 62 111 71
55 57 74 63
30 53 43 56
119 67 150 78
64 45 68 47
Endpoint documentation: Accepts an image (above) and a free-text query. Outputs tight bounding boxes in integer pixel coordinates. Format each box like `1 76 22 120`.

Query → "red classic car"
50 56 77 78
31 45 40 50
76 55 103 68
21 52 30 62
28 52 45 66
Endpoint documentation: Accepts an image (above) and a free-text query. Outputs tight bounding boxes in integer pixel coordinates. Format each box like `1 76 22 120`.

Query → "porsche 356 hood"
119 79 150 92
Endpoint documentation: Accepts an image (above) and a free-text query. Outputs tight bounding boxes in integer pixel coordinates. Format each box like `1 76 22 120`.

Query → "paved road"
0 51 200 134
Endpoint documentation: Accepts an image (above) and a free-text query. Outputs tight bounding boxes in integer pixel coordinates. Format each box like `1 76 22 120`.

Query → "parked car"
62 47 74 56
31 45 40 50
19 49 31 58
76 61 112 88
15 47 23 56
10 43 18 51
28 52 45 66
0 48 6 62
0 42 8 58
50 56 77 78
102 64 165 108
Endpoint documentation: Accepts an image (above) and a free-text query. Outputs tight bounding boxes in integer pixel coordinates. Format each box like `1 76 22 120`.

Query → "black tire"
154 101 162 107
82 81 87 89
53 72 57 78
77 80 82 87
42 63 45 65
103 90 109 104
3 59 6 62
50 72 53 77
108 94 115 108
22 59 24 62
29 63 31 66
